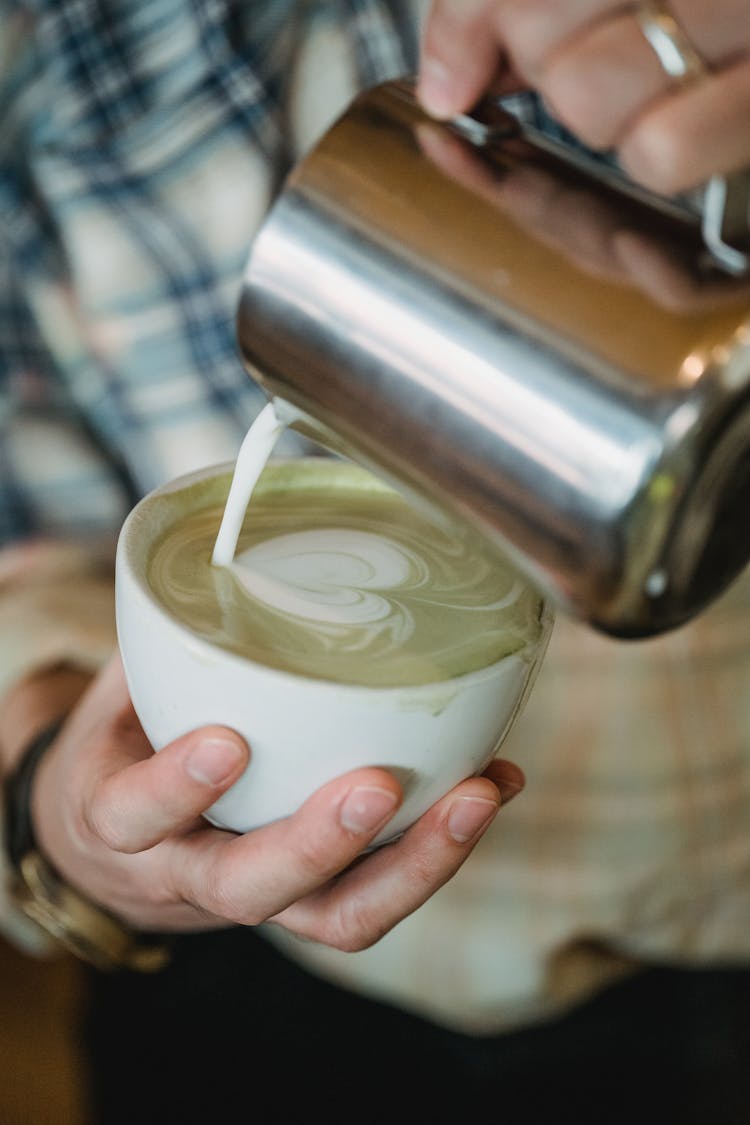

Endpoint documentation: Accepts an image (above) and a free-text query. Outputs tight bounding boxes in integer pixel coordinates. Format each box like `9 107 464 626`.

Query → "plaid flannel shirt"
0 0 421 537
1 0 749 1033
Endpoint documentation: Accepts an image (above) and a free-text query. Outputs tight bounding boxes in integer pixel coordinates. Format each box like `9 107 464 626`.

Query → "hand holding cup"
23 653 524 949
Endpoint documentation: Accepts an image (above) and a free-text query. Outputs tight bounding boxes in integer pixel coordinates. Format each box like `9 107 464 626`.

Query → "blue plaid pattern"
0 0 420 544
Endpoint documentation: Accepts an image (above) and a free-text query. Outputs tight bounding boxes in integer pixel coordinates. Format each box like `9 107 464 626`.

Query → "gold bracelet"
12 849 170 972
4 721 170 972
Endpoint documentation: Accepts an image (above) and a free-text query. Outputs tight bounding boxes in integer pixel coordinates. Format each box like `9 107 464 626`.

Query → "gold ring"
635 2 706 85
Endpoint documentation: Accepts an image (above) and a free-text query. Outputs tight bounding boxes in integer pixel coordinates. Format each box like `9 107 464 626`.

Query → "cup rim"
116 458 553 694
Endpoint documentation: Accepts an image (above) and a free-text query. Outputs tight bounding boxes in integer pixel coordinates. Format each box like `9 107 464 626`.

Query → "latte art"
230 523 528 663
146 461 545 687
232 529 416 627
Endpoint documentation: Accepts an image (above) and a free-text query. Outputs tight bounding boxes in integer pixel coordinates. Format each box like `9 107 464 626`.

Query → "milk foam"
147 460 544 686
144 404 545 686
232 529 414 626
214 402 421 641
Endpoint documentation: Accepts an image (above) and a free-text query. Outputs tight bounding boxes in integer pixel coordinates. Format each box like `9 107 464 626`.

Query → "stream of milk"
211 400 286 568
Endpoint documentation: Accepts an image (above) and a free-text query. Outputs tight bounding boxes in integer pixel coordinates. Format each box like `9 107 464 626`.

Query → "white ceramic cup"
115 460 553 845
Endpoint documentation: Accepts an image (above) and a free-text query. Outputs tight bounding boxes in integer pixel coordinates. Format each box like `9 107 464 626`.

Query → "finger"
166 767 404 924
620 58 750 194
483 757 525 805
493 0 627 81
536 5 750 187
418 0 505 118
669 0 750 65
86 725 249 853
270 774 502 951
541 11 679 152
493 0 746 83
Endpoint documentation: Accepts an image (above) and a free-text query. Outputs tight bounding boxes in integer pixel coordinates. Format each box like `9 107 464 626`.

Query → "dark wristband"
5 720 63 869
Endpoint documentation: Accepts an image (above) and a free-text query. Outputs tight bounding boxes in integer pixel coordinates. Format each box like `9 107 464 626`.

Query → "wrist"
0 663 92 774
2 720 170 973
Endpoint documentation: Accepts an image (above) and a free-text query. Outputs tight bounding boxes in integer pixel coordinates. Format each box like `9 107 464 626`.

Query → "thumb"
418 2 503 119
87 724 249 854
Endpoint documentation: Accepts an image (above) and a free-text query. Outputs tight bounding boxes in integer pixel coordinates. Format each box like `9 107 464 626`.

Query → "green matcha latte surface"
145 459 546 688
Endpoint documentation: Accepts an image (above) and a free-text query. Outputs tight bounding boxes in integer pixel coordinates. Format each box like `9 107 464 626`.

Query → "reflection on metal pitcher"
237 79 750 638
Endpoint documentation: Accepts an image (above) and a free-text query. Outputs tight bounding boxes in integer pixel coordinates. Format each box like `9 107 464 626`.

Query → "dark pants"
82 927 750 1125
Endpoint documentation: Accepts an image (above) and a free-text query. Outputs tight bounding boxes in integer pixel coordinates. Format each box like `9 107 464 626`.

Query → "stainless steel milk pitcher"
236 79 750 638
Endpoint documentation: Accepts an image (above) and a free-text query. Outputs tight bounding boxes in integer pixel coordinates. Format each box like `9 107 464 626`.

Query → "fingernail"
418 58 461 119
448 796 498 843
340 786 399 834
493 760 526 807
186 738 244 787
